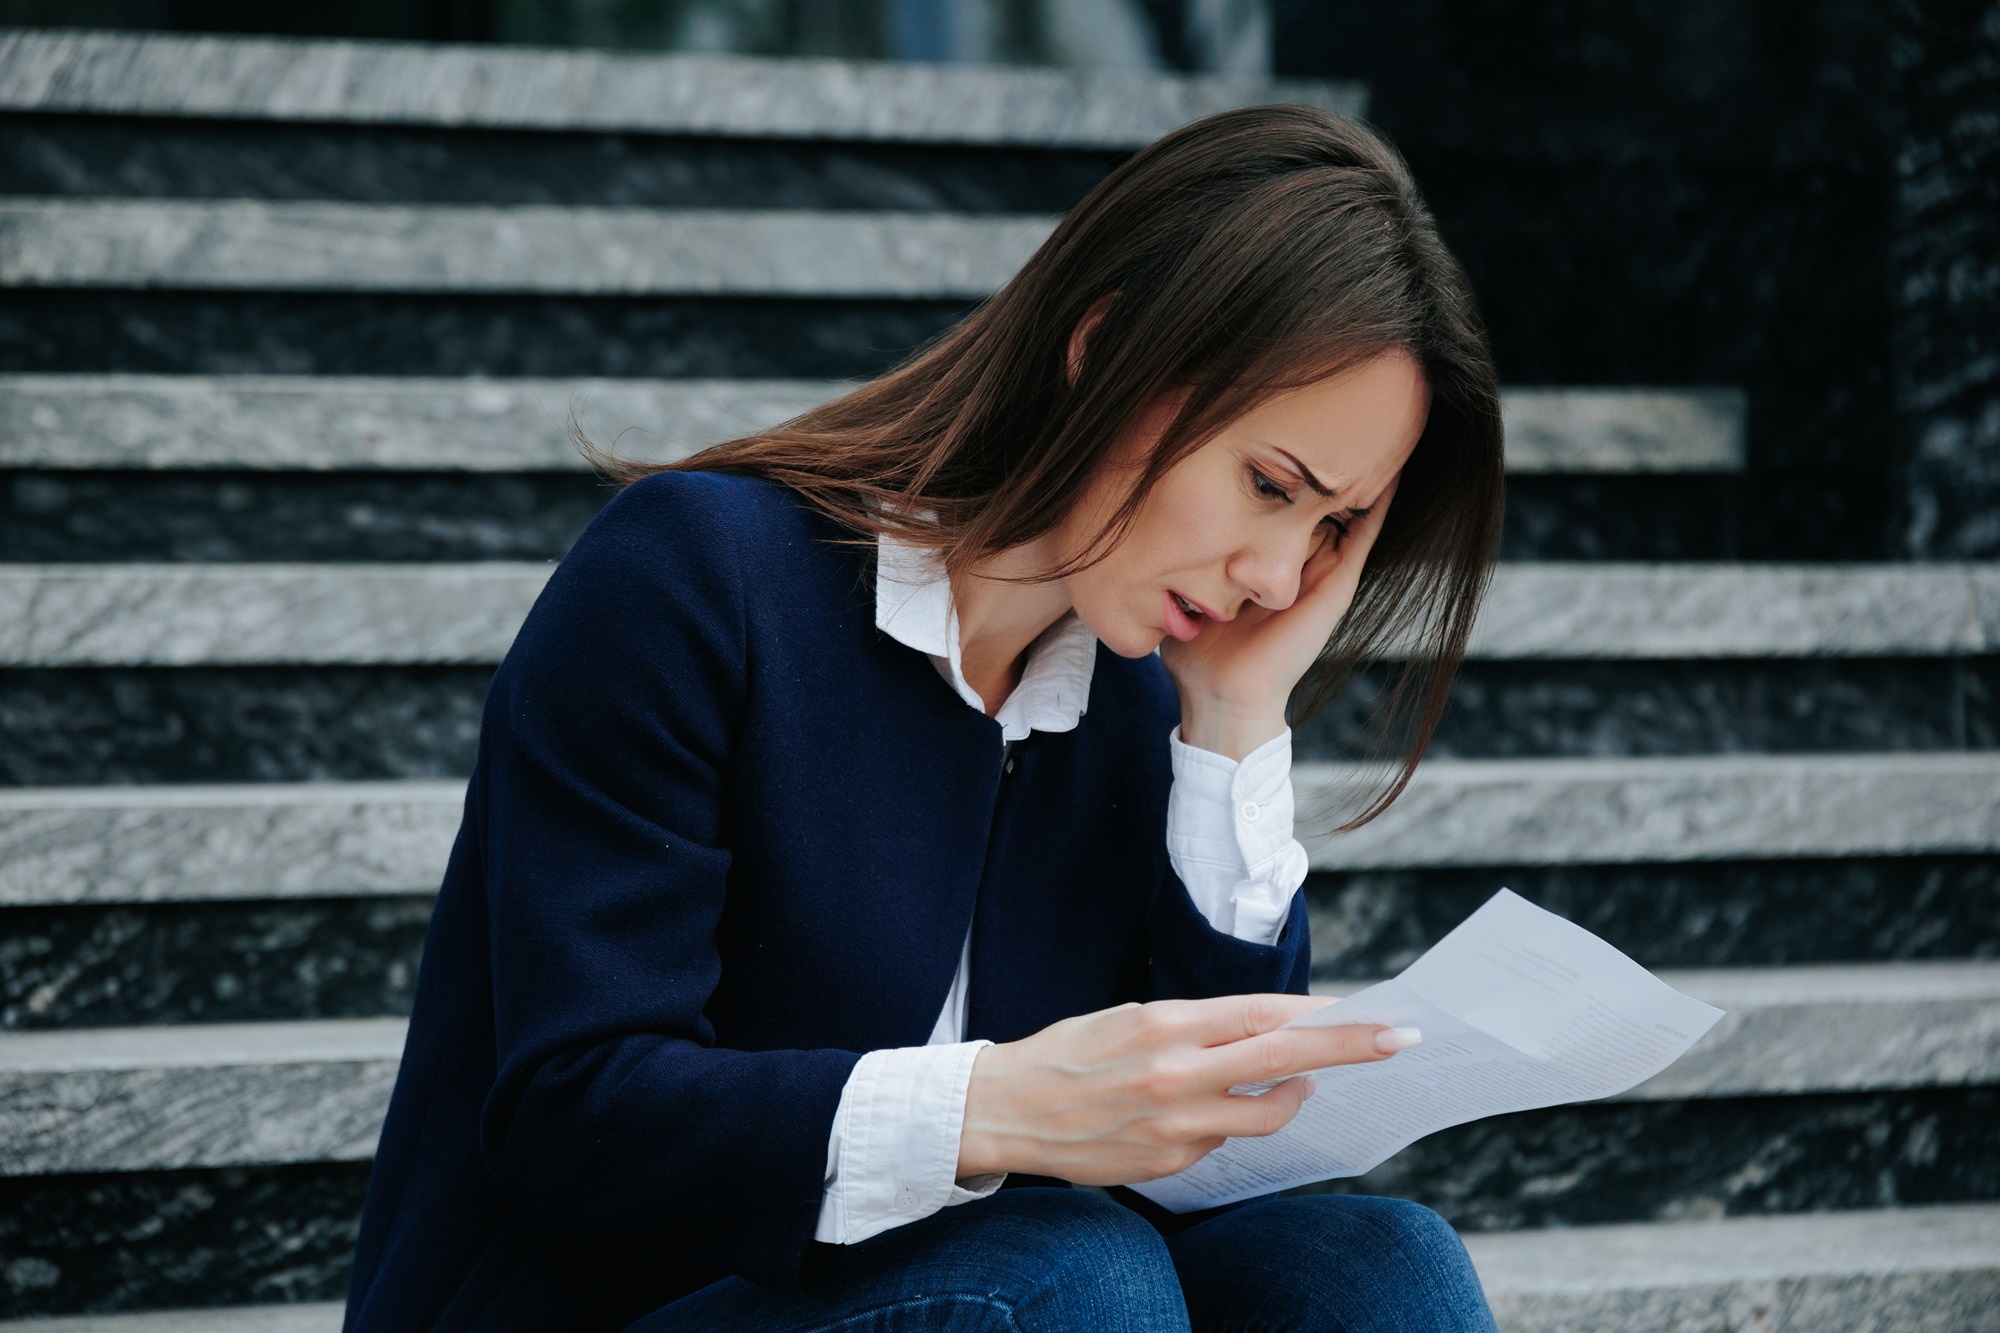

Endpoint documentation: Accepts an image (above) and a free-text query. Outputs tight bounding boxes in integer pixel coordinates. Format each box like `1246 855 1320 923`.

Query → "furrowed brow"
1273 448 1336 498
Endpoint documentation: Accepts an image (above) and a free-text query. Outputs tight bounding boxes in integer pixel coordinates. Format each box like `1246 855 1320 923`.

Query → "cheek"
1075 493 1213 613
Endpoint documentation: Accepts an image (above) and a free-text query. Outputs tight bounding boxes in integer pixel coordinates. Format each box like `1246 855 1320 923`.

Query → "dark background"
8 0 1994 560
1276 0 2000 563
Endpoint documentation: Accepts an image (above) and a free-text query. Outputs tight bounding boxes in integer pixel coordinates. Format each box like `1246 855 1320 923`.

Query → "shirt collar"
875 530 1097 742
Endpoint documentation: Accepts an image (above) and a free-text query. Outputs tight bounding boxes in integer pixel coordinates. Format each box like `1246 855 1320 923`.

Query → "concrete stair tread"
1470 1203 2000 1332
0 375 1748 475
4 562 1993 667
7 752 2000 907
2 959 1992 1175
0 199 1057 297
1299 749 2000 868
1 1205 1994 1330
1468 1201 2000 1287
0 1306 343 1333
0 30 1365 148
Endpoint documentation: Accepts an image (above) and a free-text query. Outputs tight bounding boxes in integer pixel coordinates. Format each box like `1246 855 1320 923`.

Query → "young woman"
347 105 1505 1332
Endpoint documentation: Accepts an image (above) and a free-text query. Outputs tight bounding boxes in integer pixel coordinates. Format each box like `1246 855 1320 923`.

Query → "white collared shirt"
812 532 1311 1245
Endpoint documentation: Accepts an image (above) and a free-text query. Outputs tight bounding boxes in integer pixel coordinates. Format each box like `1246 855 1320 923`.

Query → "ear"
1065 293 1117 387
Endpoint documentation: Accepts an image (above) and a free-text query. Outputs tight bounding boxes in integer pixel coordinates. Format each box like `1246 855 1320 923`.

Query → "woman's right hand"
955 994 1417 1185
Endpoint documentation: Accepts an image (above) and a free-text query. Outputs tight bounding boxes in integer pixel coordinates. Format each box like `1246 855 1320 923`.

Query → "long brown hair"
587 104 1504 829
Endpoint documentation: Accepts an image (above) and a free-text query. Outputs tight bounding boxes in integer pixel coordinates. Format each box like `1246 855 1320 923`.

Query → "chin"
1071 598 1165 658
1097 623 1167 659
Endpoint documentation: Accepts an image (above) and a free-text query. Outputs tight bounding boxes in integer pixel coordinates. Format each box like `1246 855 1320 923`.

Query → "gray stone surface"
0 896 434 1031
0 374 835 471
0 31 1364 148
0 376 1746 474
8 562 1996 667
8 751 1999 906
1499 387 1745 473
0 667 494 788
0 200 1057 297
0 782 462 906
1894 5 2000 560
0 1020 402 1175
1299 1083 1998 1233
1304 856 2000 978
2 1205 1995 1329
1634 962 2000 1100
5 659 1986 790
8 962 1993 1173
1473 563 2000 658
1308 658 2000 762
2 473 610 564
0 1161 368 1318
1300 752 2000 869
0 1307 341 1332
0 565 547 667
1469 1203 2000 1333
0 289 969 382
1312 959 2000 1102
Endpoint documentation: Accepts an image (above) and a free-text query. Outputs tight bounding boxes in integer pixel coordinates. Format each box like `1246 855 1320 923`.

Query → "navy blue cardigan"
344 471 1311 1332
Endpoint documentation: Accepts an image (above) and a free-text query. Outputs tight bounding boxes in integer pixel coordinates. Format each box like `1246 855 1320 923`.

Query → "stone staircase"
0 28 1995 1331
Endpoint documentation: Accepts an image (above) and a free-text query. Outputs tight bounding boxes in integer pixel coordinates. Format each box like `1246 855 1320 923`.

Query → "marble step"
1 1202 1996 1330
4 562 1993 669
0 1306 341 1333
0 199 1057 297
7 859 1996 1034
11 658 1989 792
6 752 1998 906
0 375 1747 475
1 960 1992 1175
0 30 1364 149
1466 1203 2000 1333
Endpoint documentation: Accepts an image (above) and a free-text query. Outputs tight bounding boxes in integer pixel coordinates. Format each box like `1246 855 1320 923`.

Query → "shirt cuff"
814 1039 1005 1245
1166 725 1311 945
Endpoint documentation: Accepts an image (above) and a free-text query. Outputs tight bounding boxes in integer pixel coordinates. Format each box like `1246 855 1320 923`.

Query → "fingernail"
1374 1027 1422 1055
1304 1075 1318 1099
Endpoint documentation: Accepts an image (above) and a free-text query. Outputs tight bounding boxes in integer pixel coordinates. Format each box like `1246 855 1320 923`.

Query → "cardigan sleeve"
471 473 862 1289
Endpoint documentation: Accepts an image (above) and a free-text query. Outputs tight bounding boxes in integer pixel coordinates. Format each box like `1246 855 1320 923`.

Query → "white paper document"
1130 888 1725 1213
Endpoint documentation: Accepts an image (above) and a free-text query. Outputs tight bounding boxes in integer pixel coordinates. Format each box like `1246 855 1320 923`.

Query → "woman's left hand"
1161 476 1397 759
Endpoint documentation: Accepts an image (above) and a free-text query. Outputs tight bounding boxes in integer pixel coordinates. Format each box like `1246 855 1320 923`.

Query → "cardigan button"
1239 801 1262 823
1004 757 1017 775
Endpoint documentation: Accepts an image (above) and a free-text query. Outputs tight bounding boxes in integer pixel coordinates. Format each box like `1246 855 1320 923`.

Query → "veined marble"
0 377 1742 474
0 201 1057 298
0 31 1365 148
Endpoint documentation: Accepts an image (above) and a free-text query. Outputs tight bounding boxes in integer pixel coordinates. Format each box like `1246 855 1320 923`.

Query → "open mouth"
1164 590 1206 642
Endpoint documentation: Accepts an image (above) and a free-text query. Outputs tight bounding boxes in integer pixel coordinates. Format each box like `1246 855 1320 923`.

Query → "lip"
1163 589 1206 642
1177 592 1229 623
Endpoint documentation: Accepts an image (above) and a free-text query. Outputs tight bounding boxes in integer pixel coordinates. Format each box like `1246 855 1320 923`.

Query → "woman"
347 105 1504 1331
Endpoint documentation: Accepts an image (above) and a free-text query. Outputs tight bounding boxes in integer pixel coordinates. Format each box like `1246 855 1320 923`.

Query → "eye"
1322 514 1353 539
1250 469 1292 503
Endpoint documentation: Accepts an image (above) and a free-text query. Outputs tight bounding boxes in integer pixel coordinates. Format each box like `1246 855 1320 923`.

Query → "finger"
1295 472 1403 612
1200 1074 1313 1140
1147 992 1341 1048
1347 470 1400 549
1194 1020 1409 1090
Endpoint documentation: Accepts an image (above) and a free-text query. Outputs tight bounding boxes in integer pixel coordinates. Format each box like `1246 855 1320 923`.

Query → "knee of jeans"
986 1189 1181 1307
1011 1188 1173 1265
1320 1196 1479 1279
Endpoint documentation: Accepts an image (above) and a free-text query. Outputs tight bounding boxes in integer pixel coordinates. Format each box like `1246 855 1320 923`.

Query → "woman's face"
1056 349 1429 658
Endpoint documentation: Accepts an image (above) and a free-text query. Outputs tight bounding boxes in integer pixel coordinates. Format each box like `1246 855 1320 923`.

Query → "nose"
1230 530 1313 613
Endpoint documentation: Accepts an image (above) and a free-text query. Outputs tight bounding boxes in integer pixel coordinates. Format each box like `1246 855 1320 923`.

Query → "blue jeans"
623 1187 1498 1332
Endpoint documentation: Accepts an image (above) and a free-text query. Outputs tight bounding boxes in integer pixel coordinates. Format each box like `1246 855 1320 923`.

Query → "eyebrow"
1273 448 1337 498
